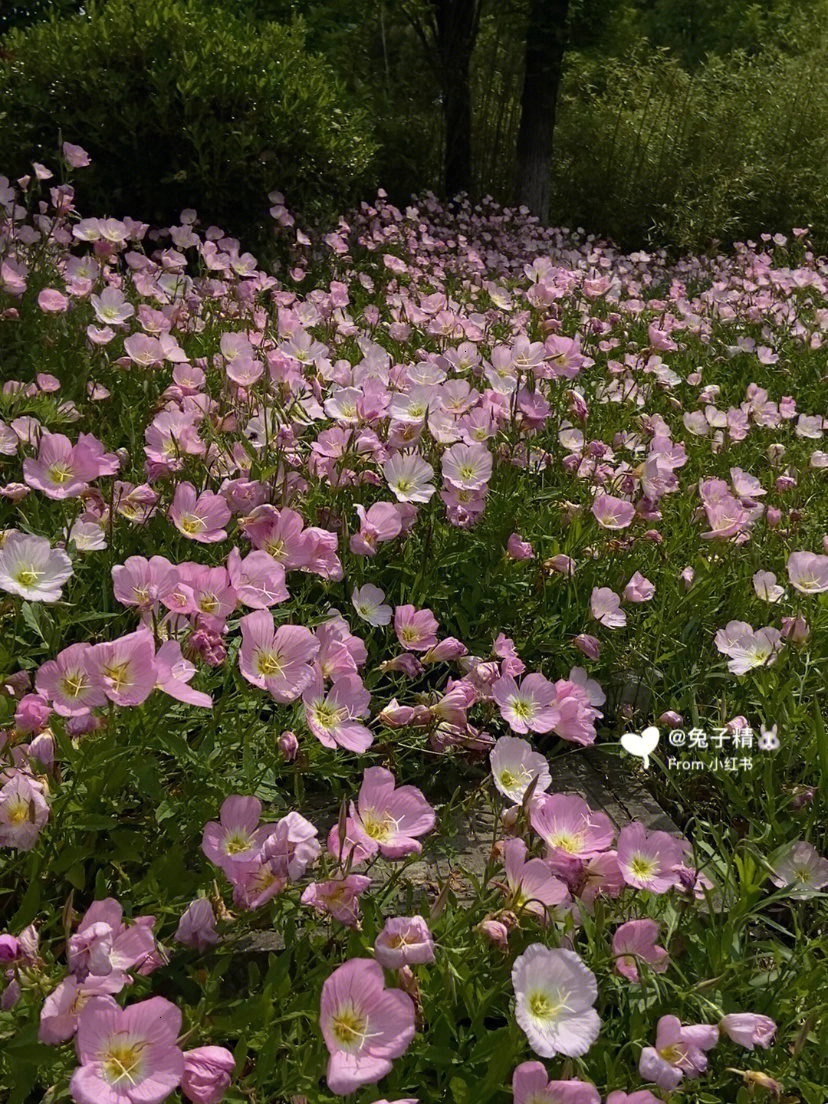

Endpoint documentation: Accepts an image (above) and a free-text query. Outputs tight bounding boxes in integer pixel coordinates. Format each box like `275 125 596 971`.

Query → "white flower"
351 584 392 627
512 944 601 1057
69 519 107 552
489 735 551 804
752 571 784 603
714 621 782 675
0 531 73 602
383 452 435 503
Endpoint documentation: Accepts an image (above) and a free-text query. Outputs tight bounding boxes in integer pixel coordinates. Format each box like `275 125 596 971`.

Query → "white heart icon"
620 726 660 769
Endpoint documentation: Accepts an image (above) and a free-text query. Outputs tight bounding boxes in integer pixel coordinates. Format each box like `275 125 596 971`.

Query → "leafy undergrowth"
0 149 825 1104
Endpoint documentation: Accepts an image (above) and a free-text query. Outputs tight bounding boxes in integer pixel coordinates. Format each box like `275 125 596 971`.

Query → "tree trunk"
434 0 477 199
515 0 571 222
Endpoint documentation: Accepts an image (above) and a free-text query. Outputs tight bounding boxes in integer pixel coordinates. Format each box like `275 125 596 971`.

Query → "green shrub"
0 0 377 233
546 41 828 253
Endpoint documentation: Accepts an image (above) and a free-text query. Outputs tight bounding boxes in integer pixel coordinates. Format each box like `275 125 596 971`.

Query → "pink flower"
612 919 669 981
320 958 416 1094
303 673 373 753
67 899 156 979
714 621 782 675
605 1093 664 1104
512 944 600 1057
201 795 273 879
507 533 535 560
24 432 118 499
394 604 439 651
181 1046 235 1104
530 794 614 860
638 1015 718 1091
70 996 184 1104
350 502 402 556
112 556 178 613
769 839 828 898
87 630 157 707
383 452 435 503
623 572 655 603
512 1062 600 1103
490 734 551 803
616 823 686 893
574 634 601 660
229 811 319 910
238 611 318 702
0 774 49 850
227 547 288 608
493 673 557 734
242 506 310 568
63 142 91 168
718 1013 776 1050
38 288 69 313
169 482 231 543
36 643 105 717
346 766 435 860
352 584 392 626
592 494 635 530
590 588 626 628
0 531 73 602
442 441 492 490
174 899 219 952
501 838 569 921
786 550 828 594
39 973 126 1045
152 641 211 708
374 915 435 968
301 874 372 927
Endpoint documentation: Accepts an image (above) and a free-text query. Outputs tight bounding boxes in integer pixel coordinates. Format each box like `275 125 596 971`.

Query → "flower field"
0 147 826 1104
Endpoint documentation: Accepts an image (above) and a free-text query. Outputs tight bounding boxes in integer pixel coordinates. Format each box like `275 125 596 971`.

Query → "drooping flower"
374 915 435 968
181 1046 235 1104
319 958 416 1094
0 774 50 851
39 973 127 1046
0 531 73 602
612 919 669 982
70 995 184 1104
590 588 626 628
174 899 219 952
512 944 600 1057
718 1013 776 1050
302 874 372 928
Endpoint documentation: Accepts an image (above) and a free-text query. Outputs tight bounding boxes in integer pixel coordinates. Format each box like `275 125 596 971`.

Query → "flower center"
178 513 205 534
102 1034 147 1086
62 671 89 699
223 829 253 855
330 1004 368 1052
256 650 285 678
103 661 130 692
360 810 391 840
630 853 658 879
14 566 42 587
47 462 75 485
